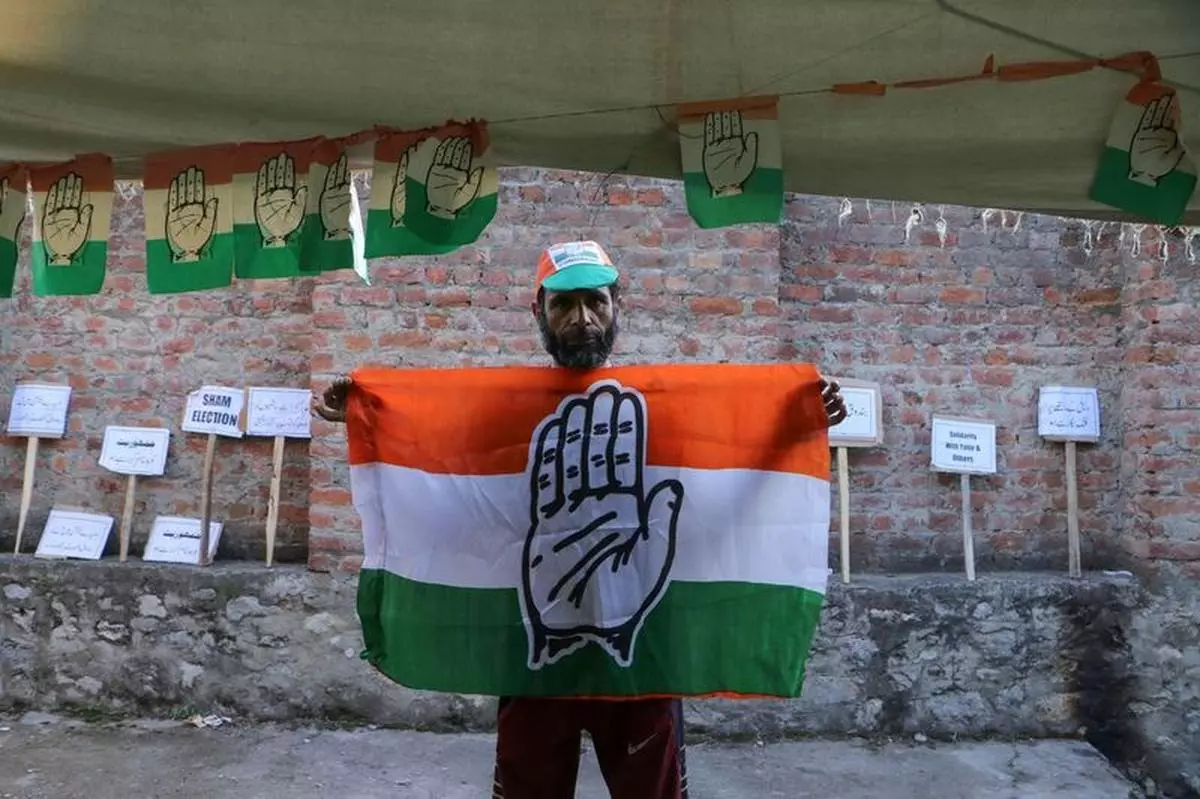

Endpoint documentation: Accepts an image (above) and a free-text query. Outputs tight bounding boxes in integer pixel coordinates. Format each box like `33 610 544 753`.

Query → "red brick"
689 297 743 316
939 286 986 304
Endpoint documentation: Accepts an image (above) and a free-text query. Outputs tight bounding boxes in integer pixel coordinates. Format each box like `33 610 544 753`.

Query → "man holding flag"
313 240 847 799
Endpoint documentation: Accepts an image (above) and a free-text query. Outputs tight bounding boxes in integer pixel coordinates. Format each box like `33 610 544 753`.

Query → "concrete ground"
0 713 1139 799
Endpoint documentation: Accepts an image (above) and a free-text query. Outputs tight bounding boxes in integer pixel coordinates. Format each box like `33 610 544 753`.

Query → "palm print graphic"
520 380 684 670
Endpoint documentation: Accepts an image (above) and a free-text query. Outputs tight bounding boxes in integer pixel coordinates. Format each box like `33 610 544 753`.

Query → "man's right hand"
312 376 352 423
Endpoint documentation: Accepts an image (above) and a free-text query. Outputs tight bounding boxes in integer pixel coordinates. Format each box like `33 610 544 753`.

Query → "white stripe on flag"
351 463 830 593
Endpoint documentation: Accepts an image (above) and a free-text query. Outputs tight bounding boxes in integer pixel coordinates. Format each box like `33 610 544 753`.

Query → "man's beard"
537 312 618 370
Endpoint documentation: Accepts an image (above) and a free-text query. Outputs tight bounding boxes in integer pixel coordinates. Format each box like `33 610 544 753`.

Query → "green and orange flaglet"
233 137 322 280
29 154 113 296
300 134 361 273
364 126 459 259
143 144 236 294
400 119 499 247
677 96 784 229
1090 81 1197 226
0 163 26 298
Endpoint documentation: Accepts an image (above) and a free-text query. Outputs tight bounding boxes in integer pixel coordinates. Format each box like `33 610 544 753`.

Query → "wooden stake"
265 435 285 567
198 433 217 567
961 472 976 582
837 446 851 584
1065 440 1081 578
14 436 39 554
119 474 138 562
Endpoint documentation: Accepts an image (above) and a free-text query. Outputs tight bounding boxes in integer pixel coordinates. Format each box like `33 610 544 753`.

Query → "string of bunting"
0 51 1193 300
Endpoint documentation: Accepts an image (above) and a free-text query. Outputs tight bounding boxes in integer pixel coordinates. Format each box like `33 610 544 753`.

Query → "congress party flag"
233 138 321 279
364 127 459 259
1090 82 1197 226
678 96 784 229
346 363 831 698
143 144 236 294
400 120 499 247
299 136 357 273
30 154 113 296
0 163 26 298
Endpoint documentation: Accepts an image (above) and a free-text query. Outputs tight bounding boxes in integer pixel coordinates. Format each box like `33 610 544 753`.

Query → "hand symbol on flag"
520 381 684 670
424 136 483 220
166 166 218 263
1128 92 1186 187
41 171 93 266
319 150 352 240
702 110 758 198
254 152 308 247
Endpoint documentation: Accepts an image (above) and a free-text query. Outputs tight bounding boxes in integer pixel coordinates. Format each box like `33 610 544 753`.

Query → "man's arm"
311 375 352 423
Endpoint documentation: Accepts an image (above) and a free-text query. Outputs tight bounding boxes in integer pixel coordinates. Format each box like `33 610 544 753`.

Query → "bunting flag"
29 154 113 296
143 145 236 294
678 97 784 229
299 136 356 273
1090 82 1197 226
0 163 26 298
233 138 322 279
364 127 458 259
400 120 499 247
346 363 831 698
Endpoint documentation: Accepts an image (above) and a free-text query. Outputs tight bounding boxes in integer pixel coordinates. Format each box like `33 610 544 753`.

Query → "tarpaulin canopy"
0 0 1196 223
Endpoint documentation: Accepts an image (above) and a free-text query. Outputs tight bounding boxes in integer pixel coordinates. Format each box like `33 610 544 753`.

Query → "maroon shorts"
491 696 689 799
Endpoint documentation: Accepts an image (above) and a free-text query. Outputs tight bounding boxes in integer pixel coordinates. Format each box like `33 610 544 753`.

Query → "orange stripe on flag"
29 153 113 193
234 136 324 175
143 144 236 190
345 363 831 480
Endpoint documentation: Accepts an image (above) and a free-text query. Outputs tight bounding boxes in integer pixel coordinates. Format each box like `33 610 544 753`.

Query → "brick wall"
1 170 1197 581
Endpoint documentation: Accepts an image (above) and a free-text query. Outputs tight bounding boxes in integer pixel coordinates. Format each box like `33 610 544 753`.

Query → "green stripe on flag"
30 241 106 296
233 223 306 280
357 568 823 698
0 239 17 298
299 213 351 272
683 167 784 229
364 209 459 257
146 232 235 294
401 178 498 247
1089 146 1197 227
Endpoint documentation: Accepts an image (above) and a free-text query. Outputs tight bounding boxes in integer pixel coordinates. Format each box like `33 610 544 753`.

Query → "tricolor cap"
535 240 619 292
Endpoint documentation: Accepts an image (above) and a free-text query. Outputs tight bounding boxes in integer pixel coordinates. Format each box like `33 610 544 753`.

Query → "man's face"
534 286 618 370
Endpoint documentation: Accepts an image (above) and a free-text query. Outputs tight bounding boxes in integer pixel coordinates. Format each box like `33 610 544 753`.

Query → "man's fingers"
532 418 564 520
828 406 848 427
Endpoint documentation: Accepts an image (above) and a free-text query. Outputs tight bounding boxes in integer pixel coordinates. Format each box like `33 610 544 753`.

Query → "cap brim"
540 264 619 292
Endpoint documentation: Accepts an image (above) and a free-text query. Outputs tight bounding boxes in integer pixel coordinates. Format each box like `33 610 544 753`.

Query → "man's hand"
820 377 847 427
311 376 352 423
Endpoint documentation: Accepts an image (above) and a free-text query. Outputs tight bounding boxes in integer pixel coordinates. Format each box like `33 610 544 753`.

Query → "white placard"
34 508 114 560
1038 386 1101 443
143 515 224 565
99 426 171 476
930 415 997 475
5 383 72 438
182 385 245 439
827 379 883 447
246 387 312 438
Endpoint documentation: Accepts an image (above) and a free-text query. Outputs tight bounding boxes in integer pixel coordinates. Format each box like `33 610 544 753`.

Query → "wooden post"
265 435 286 567
961 472 976 582
198 433 217 567
119 474 138 562
837 446 851 584
14 436 39 554
1065 441 1081 578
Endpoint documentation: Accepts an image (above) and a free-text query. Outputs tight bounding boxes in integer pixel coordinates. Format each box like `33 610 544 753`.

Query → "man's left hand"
820 377 847 427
